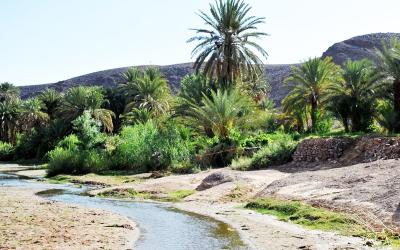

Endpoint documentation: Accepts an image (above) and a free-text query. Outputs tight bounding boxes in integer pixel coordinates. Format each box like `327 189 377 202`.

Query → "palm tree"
38 88 62 119
376 100 400 134
119 67 171 117
237 72 270 107
120 108 152 125
0 99 21 143
20 98 49 132
0 82 20 102
377 38 400 131
185 88 254 139
175 74 214 118
58 86 115 132
188 0 268 88
282 57 342 132
328 59 383 132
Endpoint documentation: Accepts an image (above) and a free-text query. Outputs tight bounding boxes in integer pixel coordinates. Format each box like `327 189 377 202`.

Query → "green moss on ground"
47 173 139 186
98 188 195 202
245 198 400 247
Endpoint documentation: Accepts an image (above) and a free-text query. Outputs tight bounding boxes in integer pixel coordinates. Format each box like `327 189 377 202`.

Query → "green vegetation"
246 198 359 233
249 137 297 170
245 198 400 246
98 188 195 202
1 0 400 178
0 141 14 161
47 173 138 186
282 57 342 132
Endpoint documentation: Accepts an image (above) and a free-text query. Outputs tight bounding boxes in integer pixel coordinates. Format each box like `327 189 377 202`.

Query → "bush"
72 111 105 149
46 147 81 177
56 134 81 151
249 138 297 170
200 138 238 167
112 120 192 172
230 157 252 171
46 147 109 177
0 141 14 161
81 149 110 173
14 130 42 160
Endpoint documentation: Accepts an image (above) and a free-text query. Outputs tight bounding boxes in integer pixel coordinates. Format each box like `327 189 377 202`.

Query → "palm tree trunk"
394 79 400 132
310 99 318 133
342 117 349 133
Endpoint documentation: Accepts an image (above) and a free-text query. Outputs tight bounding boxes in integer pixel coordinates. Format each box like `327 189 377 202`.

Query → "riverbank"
0 187 139 249
48 168 378 249
7 161 399 249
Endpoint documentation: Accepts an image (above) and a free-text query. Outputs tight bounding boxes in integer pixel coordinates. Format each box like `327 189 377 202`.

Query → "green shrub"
230 157 252 171
249 138 297 170
0 141 14 161
14 130 42 160
72 111 105 149
46 147 109 177
199 137 238 168
81 149 109 173
56 134 81 151
46 147 81 177
112 120 192 172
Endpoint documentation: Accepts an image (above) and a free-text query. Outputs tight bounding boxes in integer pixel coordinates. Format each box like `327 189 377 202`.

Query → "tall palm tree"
0 99 21 143
188 0 268 88
38 88 62 119
328 59 383 132
282 57 342 132
0 82 20 102
119 67 171 117
58 86 115 132
185 88 254 139
377 38 400 131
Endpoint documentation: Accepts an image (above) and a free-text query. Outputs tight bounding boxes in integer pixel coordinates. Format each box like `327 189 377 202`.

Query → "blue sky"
1 0 399 85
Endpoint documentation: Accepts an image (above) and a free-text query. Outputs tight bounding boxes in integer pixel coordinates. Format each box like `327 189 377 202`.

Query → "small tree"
282 57 342 132
377 38 400 131
328 59 383 132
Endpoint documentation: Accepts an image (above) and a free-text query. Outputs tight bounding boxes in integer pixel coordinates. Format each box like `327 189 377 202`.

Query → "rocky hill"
19 33 400 105
322 33 400 65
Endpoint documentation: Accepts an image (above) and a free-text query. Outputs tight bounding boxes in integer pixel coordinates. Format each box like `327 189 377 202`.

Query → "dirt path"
0 187 138 250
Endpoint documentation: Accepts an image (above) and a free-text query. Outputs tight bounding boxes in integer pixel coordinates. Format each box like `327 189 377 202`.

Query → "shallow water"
0 171 247 250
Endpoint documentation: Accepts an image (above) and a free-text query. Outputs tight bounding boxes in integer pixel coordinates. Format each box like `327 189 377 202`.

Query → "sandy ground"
0 187 139 250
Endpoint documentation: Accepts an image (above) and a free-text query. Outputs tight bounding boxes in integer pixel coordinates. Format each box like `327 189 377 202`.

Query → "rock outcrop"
322 33 400 65
196 172 236 191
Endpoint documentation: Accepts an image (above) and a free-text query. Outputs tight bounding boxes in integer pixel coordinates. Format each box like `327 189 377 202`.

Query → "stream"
0 171 247 250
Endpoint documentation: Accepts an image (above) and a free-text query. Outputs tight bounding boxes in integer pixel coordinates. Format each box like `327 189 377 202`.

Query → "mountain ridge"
19 32 400 105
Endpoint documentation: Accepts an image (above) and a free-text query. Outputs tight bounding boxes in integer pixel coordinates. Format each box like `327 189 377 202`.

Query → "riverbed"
0 170 246 249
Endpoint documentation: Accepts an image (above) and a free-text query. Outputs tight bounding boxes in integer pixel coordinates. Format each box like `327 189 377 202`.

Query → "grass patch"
167 190 195 201
47 175 72 184
245 198 400 247
230 157 252 171
47 173 138 186
98 188 195 202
